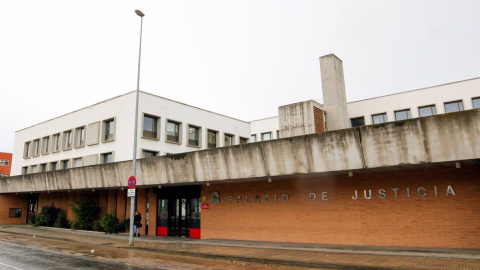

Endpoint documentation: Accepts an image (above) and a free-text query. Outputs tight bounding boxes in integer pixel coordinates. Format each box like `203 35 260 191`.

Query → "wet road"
0 240 161 270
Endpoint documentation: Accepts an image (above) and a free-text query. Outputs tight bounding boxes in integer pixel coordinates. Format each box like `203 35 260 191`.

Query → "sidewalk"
0 225 479 269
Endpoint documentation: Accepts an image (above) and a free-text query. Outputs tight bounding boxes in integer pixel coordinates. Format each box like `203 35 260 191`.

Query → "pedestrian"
134 211 142 237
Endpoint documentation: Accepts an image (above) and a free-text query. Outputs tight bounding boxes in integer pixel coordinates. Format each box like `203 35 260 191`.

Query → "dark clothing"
134 213 142 226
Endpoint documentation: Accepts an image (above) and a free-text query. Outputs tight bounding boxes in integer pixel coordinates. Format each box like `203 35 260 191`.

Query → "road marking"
0 262 24 270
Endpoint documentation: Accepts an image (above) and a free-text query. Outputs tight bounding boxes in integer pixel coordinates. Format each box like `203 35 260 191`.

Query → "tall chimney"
320 54 349 131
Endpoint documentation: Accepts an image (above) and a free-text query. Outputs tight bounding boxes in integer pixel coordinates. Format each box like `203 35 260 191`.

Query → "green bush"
92 219 103 232
54 210 69 228
28 212 37 226
117 217 130 233
69 197 99 231
100 211 120 234
37 204 61 227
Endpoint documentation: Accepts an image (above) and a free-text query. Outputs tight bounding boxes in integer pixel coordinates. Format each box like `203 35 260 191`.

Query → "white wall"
250 117 279 142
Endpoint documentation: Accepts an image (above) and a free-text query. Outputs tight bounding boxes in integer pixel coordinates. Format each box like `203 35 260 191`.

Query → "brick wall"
0 152 12 177
0 193 28 224
313 107 325 133
201 165 480 248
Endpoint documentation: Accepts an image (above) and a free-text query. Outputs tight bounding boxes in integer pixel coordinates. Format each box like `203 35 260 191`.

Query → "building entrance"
156 186 201 238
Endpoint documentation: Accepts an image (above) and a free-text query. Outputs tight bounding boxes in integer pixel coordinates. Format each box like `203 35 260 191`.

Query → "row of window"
23 118 115 159
0 159 9 166
142 114 248 148
0 174 8 178
21 152 114 175
351 98 480 127
250 131 280 142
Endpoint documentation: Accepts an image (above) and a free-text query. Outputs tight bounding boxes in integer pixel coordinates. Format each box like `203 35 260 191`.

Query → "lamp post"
129 9 144 247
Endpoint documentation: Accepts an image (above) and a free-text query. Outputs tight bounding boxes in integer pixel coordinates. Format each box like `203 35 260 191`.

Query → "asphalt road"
0 240 162 270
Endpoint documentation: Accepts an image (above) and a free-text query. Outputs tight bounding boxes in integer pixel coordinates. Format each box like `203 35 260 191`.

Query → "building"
1 54 479 249
0 152 12 178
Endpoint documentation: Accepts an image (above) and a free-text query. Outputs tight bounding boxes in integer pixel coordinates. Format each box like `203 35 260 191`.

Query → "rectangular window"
50 162 57 171
419 105 437 117
101 152 113 164
73 157 83 168
166 120 180 143
61 159 70 169
0 159 9 166
142 150 158 158
240 137 248 144
62 130 73 150
224 134 234 146
52 133 61 152
372 113 387 124
30 165 38 173
74 126 86 148
444 100 464 113
42 136 50 155
24 141 31 158
143 114 159 139
103 118 115 141
276 130 280 139
40 163 47 172
394 109 411 121
250 135 256 142
33 139 40 157
21 167 28 175
187 125 200 147
207 130 218 148
473 97 480 109
9 208 21 218
350 117 365 127
0 174 7 178
261 132 272 141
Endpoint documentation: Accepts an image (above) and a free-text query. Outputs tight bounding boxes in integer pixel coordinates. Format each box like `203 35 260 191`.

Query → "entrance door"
26 193 39 224
156 186 201 238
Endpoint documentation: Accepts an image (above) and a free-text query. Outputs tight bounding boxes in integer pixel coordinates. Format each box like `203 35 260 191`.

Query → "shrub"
28 212 37 226
100 211 120 234
69 197 99 231
117 217 130 233
37 204 61 227
54 210 69 228
92 219 103 232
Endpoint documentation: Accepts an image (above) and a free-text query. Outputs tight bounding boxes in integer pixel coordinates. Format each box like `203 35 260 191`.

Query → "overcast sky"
1 0 479 153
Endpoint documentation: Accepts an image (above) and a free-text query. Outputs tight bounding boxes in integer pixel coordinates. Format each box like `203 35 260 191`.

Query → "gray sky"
1 0 479 153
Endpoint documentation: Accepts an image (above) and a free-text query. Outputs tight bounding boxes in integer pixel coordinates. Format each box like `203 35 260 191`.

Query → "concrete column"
320 54 349 131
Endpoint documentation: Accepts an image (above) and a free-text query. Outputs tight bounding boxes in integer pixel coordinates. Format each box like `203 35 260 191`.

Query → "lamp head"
135 10 145 17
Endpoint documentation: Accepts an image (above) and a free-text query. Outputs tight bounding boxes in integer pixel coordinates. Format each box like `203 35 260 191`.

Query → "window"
224 134 234 146
143 114 159 139
276 130 280 139
21 167 28 175
42 136 50 155
73 157 83 168
50 162 58 171
24 141 31 158
207 130 218 148
261 132 272 141
0 174 7 178
394 109 411 121
240 137 248 144
350 117 365 127
52 133 61 152
61 159 70 169
74 126 86 148
444 100 464 113
0 159 9 166
40 163 47 172
250 135 256 142
101 152 113 164
30 165 38 173
187 125 200 147
372 113 387 124
62 130 73 150
142 150 158 158
103 118 115 142
473 97 480 109
9 208 21 218
33 139 40 157
419 105 437 117
166 120 181 143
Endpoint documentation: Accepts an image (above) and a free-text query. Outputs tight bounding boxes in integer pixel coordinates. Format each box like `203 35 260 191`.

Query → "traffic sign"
127 189 136 197
128 176 136 189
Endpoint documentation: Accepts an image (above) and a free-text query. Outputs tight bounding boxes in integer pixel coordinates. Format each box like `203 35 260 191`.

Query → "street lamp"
129 9 145 247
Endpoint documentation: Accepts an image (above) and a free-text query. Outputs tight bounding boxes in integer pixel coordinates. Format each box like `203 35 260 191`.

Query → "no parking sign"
128 176 136 189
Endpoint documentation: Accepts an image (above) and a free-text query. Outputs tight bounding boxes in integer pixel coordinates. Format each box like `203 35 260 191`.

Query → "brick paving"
0 225 479 269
